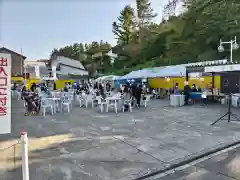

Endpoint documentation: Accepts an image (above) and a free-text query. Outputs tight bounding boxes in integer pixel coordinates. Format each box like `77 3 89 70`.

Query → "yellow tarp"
26 79 74 90
149 76 220 89
12 77 24 82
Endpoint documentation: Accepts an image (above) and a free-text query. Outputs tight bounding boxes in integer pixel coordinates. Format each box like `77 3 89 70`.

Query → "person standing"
53 81 57 90
173 82 180 94
184 81 191 105
135 84 142 107
130 82 136 98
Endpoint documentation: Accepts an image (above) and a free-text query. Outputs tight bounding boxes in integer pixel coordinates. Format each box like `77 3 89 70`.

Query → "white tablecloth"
170 94 185 107
106 97 121 101
232 93 240 97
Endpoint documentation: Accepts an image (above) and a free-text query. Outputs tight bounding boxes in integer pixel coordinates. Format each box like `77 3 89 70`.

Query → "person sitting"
119 84 124 94
40 83 46 92
67 82 72 89
122 86 130 100
196 85 202 92
191 84 198 92
63 82 68 92
98 83 105 98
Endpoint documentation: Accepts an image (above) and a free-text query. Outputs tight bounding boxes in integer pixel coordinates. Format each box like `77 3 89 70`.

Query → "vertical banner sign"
0 53 11 134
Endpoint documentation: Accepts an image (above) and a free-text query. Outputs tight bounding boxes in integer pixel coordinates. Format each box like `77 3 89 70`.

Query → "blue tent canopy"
114 78 143 89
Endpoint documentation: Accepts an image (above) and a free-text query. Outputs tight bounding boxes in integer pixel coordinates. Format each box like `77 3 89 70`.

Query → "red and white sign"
0 53 11 134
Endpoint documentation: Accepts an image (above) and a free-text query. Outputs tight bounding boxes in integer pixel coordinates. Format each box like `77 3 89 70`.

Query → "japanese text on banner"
0 57 8 116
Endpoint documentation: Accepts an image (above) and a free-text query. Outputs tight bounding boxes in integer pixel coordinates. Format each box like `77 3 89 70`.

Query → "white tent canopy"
117 69 155 80
96 75 119 82
116 59 229 79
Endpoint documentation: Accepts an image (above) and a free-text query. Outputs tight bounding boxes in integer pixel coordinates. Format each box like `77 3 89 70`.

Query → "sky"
0 0 168 60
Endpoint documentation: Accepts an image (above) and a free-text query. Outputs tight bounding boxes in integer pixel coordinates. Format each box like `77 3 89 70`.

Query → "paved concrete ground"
155 145 240 180
1 99 240 179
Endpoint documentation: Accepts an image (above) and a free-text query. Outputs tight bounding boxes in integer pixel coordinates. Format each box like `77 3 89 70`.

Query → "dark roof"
0 47 27 59
37 59 49 62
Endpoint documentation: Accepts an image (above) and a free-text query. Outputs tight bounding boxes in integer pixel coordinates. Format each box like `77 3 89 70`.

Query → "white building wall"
56 56 85 69
51 56 88 77
25 57 88 79
60 65 88 75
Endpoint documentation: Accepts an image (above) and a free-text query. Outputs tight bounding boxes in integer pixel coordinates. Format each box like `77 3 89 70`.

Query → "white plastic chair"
69 92 74 102
96 96 107 112
143 95 151 107
84 95 94 108
16 91 21 100
106 99 118 113
41 98 54 116
62 96 71 113
77 95 84 107
52 93 62 109
91 96 99 108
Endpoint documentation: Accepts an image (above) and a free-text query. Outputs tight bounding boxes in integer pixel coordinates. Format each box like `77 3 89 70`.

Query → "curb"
133 140 240 180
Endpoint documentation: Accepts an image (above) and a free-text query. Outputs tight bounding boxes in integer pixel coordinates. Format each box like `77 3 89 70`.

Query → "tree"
163 0 182 19
112 5 136 45
50 0 240 76
136 0 157 28
49 41 112 76
50 48 59 58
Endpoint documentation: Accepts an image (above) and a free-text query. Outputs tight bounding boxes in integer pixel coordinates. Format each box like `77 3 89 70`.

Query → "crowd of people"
163 81 204 105
91 80 148 108
12 78 209 109
16 79 148 114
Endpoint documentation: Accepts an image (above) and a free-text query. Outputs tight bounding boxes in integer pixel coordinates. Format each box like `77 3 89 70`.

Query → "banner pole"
21 131 29 180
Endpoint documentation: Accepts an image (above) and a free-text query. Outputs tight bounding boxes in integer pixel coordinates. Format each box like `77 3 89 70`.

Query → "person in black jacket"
106 82 111 92
184 81 191 105
135 84 142 107
191 84 198 92
53 81 56 90
94 82 98 89
130 82 136 98
30 83 37 92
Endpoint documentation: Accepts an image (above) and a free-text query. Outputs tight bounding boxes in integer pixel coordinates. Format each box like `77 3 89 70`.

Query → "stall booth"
186 61 240 103
115 70 154 89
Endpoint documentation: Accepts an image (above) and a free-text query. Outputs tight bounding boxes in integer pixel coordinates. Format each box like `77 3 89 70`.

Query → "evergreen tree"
136 0 157 28
112 5 136 45
79 43 84 53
